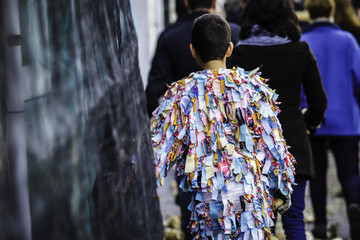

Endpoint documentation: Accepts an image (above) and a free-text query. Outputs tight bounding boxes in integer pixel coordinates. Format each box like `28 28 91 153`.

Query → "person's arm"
350 37 360 107
150 80 187 186
302 45 328 133
146 34 175 117
246 73 296 214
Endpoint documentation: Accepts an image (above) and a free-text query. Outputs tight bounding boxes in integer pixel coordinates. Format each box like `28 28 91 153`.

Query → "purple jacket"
302 22 360 136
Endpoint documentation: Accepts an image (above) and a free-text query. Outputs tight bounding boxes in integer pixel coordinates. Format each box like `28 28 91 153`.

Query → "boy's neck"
201 59 226 70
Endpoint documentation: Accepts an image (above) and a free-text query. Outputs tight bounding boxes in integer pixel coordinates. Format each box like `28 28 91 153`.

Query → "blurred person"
224 0 247 25
145 0 189 114
151 13 296 239
175 0 190 22
334 0 360 44
353 0 360 18
160 0 189 36
145 1 240 239
293 0 306 9
302 0 360 239
229 0 328 239
145 0 240 118
293 0 312 31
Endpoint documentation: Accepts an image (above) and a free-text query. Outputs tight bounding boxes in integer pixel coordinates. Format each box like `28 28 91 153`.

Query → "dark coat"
145 11 240 116
230 41 327 178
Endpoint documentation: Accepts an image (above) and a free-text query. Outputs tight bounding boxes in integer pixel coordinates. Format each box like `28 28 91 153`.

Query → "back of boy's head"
187 0 214 11
305 0 335 19
191 13 231 63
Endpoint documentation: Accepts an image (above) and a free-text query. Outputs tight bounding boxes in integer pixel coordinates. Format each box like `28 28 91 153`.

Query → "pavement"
157 151 353 240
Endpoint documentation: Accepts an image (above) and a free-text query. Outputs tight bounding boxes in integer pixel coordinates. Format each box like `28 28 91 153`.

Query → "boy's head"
190 13 232 64
305 0 335 19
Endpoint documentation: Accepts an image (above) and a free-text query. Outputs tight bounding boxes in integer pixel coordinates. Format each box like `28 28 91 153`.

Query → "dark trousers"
281 175 308 240
309 136 360 224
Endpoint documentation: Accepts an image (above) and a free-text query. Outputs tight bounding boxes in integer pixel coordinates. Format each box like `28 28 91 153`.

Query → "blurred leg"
329 136 360 240
281 175 307 240
329 136 360 206
309 136 328 225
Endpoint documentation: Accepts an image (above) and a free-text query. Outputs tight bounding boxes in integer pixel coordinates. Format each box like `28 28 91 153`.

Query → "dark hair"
187 0 214 11
305 0 334 19
334 0 360 28
239 0 301 41
191 14 231 63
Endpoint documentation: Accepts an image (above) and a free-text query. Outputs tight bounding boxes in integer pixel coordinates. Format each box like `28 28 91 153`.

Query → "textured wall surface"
0 0 163 239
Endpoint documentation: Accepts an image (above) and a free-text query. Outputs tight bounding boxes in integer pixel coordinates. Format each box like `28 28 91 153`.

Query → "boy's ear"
226 42 234 57
190 43 197 58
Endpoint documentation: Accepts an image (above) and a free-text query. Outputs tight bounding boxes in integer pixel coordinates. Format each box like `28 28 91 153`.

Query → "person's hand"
306 125 318 136
302 107 323 136
276 193 291 214
272 192 291 214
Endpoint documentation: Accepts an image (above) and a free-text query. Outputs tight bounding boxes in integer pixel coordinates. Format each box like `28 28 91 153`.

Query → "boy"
151 14 296 240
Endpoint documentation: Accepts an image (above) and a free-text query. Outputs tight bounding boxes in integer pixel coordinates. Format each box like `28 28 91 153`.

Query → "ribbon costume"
151 67 296 240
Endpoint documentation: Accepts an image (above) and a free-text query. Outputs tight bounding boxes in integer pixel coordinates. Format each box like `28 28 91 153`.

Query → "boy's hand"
272 191 291 214
276 193 291 214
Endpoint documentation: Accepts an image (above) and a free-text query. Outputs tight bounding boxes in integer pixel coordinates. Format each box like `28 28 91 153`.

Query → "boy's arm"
262 103 295 214
150 81 187 186
248 75 296 208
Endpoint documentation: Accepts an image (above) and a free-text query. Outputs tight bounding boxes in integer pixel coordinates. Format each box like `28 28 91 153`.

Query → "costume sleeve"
150 79 188 186
145 34 176 117
302 44 328 129
245 73 296 196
